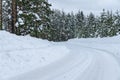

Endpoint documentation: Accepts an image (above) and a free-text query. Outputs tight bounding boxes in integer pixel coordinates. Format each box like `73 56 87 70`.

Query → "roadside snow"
0 31 69 79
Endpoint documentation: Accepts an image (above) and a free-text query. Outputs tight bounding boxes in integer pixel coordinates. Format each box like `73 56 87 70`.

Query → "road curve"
5 44 120 80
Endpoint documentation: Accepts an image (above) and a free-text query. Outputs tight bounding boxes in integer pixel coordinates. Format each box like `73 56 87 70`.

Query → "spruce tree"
2 0 11 31
49 9 60 41
49 10 75 41
65 12 76 39
99 9 108 37
114 11 120 35
75 11 86 38
87 13 96 37
106 11 116 36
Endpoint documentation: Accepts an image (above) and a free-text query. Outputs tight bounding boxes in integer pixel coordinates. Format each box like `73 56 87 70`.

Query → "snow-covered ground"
0 31 120 80
68 36 120 62
0 31 69 79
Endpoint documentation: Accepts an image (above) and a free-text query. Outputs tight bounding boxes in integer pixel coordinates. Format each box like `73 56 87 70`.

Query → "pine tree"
11 0 17 33
94 17 100 37
99 9 108 37
76 11 86 38
2 0 11 31
114 10 120 35
49 9 62 41
106 11 116 36
49 10 75 41
17 0 52 38
65 12 76 39
87 13 97 37
50 10 67 41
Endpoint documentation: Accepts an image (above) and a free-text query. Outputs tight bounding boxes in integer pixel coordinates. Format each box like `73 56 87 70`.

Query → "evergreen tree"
75 11 86 38
86 13 97 37
48 9 61 41
12 0 17 33
106 11 116 36
94 16 100 37
50 10 68 41
114 11 120 35
2 0 11 31
65 12 76 39
17 0 52 38
1 1 120 41
99 9 108 37
0 0 2 30
59 11 70 41
49 10 75 41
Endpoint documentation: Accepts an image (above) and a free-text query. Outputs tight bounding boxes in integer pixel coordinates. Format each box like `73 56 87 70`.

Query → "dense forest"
0 0 120 41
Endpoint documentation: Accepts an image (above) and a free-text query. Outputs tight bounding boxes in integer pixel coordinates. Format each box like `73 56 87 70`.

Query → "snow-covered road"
6 44 120 80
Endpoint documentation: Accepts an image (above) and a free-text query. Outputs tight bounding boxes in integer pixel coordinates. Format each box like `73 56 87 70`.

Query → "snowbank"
0 31 69 79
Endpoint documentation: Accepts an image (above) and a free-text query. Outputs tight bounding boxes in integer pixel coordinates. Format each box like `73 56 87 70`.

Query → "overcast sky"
48 0 120 15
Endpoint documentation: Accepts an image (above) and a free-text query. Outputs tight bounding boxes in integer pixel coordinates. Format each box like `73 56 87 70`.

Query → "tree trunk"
0 0 2 30
11 0 17 33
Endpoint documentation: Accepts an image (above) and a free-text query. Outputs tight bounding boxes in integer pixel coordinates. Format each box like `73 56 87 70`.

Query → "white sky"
48 0 120 15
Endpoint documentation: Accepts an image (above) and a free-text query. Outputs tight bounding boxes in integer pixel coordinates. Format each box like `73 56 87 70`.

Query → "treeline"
0 0 120 41
49 9 120 41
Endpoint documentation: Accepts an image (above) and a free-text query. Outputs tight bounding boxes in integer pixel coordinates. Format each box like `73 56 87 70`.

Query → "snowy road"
5 44 120 80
